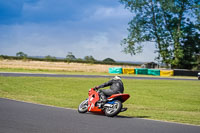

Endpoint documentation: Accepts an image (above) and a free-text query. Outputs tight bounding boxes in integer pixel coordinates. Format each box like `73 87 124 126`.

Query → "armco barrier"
122 68 135 74
148 69 160 76
160 70 174 76
109 67 123 74
174 69 199 76
135 68 148 75
108 67 199 77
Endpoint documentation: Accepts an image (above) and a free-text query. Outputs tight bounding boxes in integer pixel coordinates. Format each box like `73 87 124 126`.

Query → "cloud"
0 0 131 25
0 22 156 62
0 0 40 24
87 5 132 20
0 1 22 24
0 0 156 62
21 0 81 23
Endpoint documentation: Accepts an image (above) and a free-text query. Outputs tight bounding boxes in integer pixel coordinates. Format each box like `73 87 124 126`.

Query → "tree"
16 52 28 58
103 58 116 63
66 52 76 61
45 55 56 61
84 56 96 63
179 24 200 69
196 54 200 70
120 0 200 68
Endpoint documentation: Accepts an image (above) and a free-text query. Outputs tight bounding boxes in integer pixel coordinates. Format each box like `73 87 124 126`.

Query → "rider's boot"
98 92 107 108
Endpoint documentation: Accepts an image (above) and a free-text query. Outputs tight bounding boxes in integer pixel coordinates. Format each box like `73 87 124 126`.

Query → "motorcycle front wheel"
78 99 88 113
105 100 122 117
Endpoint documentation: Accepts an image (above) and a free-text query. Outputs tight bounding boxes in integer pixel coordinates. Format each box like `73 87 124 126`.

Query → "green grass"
0 76 200 125
0 67 197 79
0 68 108 76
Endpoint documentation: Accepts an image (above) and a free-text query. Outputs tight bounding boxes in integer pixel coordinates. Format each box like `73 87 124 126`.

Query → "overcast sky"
0 0 156 62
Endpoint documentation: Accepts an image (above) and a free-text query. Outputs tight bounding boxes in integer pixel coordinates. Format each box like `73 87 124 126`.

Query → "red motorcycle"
78 88 130 117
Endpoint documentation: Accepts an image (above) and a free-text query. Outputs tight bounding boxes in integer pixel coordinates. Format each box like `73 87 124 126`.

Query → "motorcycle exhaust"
103 104 113 108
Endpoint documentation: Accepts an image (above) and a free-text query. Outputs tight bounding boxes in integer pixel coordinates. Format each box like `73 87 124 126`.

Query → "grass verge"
0 76 200 125
0 67 197 79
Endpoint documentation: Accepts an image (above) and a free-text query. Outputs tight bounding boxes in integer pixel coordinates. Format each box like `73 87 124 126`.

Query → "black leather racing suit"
97 79 124 103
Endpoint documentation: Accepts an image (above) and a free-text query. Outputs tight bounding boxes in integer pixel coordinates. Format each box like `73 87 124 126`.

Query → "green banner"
109 67 122 74
148 69 160 76
135 68 148 75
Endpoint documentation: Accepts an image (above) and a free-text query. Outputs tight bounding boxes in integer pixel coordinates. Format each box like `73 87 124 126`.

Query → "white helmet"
113 76 121 80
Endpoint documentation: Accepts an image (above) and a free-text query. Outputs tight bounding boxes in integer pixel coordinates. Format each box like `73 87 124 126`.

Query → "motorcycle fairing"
87 88 102 112
107 94 130 102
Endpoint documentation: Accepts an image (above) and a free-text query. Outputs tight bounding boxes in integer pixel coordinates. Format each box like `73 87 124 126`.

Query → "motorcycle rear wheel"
105 100 122 117
78 100 88 113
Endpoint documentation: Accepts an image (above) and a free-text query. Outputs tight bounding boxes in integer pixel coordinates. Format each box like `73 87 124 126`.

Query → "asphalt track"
0 72 200 133
0 72 198 81
0 98 200 133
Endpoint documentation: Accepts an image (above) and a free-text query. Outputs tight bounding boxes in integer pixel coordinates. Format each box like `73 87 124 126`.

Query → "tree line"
65 52 115 64
0 52 136 66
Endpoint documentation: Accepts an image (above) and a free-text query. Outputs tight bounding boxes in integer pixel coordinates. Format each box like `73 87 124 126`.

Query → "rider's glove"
94 86 99 89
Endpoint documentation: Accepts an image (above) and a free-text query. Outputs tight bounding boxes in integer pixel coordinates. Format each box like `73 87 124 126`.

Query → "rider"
95 76 124 107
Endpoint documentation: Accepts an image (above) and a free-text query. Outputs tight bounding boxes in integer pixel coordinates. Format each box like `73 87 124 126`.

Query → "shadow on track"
116 115 150 119
83 112 149 119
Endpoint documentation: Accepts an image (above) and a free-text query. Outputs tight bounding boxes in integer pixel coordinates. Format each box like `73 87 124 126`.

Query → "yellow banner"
160 70 174 76
123 68 135 74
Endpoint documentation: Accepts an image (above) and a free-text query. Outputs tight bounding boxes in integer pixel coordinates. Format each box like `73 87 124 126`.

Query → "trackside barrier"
122 68 135 74
174 69 199 76
108 68 198 77
160 70 174 76
109 67 123 74
135 68 148 75
148 69 160 76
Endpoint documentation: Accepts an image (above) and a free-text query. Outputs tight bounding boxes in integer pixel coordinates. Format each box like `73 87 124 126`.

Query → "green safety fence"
148 69 160 76
109 67 123 74
135 68 148 75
